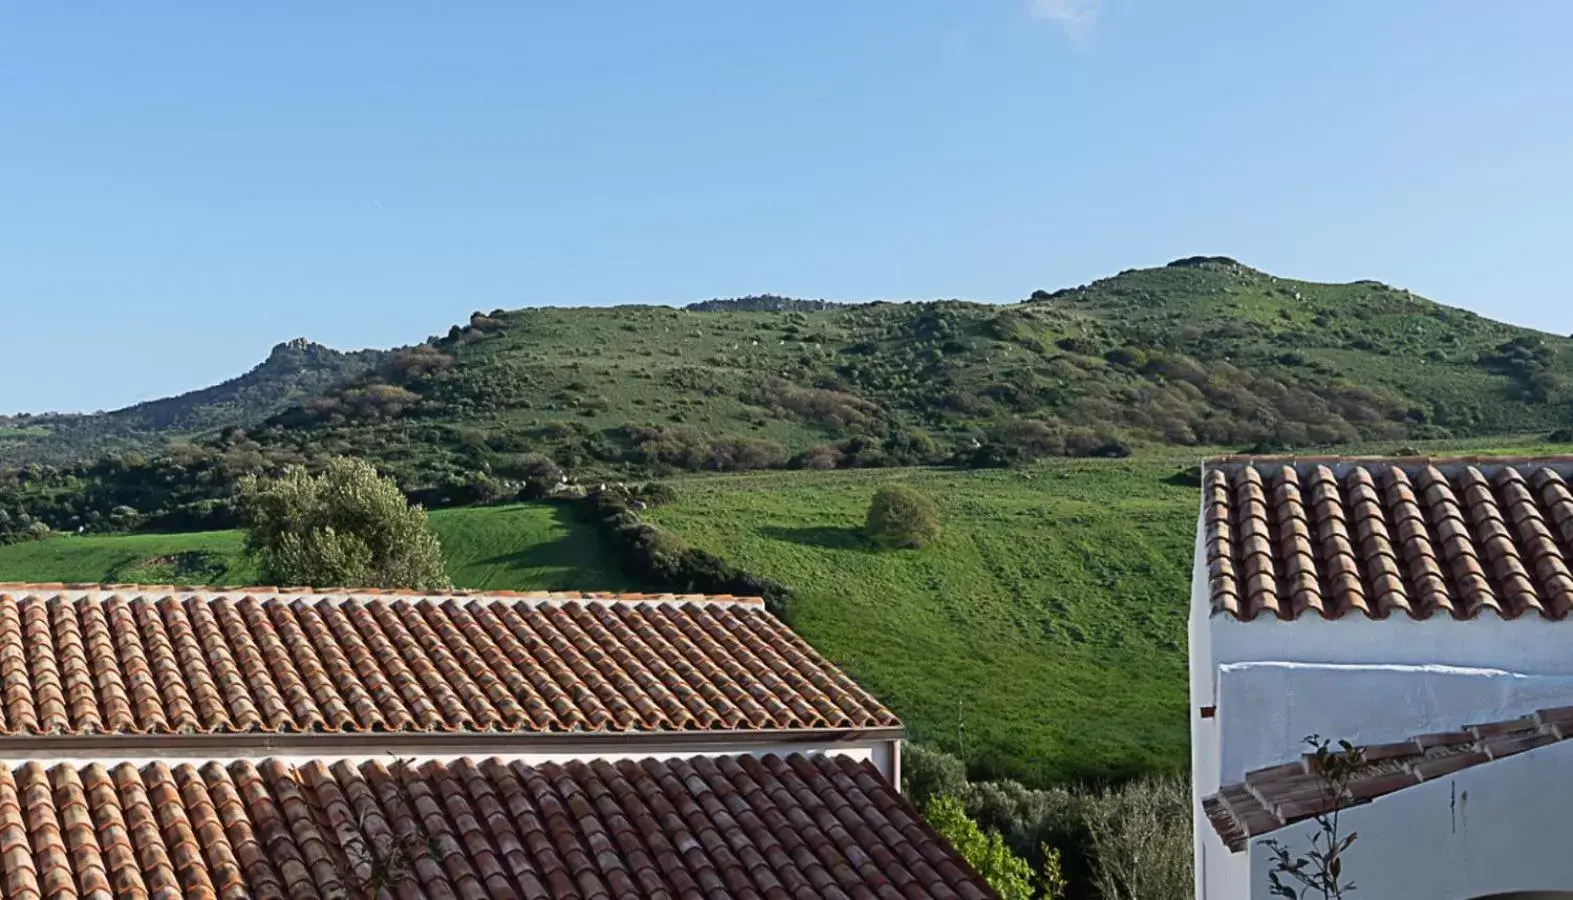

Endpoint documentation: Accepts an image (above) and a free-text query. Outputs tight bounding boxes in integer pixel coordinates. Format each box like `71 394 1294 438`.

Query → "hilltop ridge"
2 258 1569 537
0 339 387 466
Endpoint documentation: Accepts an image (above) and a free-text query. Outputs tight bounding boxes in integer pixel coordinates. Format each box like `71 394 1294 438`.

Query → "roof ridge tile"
1201 457 1573 621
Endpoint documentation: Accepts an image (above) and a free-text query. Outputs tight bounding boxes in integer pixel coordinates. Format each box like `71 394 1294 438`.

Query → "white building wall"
1191 565 1573 898
1247 739 1573 900
1213 615 1573 675
1189 500 1220 900
1201 810 1250 900
1216 661 1573 781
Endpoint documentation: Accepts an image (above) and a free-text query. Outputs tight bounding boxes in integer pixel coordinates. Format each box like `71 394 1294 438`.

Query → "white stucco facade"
1246 738 1573 899
1189 504 1573 900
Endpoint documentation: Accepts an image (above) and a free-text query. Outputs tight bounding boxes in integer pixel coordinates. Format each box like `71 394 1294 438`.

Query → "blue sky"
3 1 1571 413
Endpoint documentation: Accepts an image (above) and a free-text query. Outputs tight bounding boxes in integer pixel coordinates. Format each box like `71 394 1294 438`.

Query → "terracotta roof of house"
0 752 993 900
1203 705 1573 851
1201 457 1573 620
0 587 897 738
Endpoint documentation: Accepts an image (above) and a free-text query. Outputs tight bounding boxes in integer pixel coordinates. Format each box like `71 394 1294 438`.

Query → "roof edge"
1203 453 1573 468
0 725 906 761
1203 705 1573 852
0 582 767 608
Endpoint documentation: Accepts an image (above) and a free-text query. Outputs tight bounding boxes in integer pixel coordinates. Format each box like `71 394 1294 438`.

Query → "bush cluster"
579 486 792 616
865 485 942 549
905 744 1191 900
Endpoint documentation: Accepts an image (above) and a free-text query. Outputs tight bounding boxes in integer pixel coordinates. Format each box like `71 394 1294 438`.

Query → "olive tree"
239 457 450 590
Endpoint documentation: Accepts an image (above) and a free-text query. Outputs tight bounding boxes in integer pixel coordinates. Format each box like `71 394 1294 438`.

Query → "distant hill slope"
684 294 847 313
0 339 388 466
249 257 1571 484
2 258 1570 536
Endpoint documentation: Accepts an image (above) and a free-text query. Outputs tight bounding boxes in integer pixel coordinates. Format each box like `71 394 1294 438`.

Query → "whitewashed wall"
1247 739 1573 899
1217 661 1573 780
1189 515 1573 899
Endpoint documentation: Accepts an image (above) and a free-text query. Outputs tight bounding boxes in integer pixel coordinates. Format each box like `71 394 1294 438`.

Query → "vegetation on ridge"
0 338 387 467
4 259 1571 542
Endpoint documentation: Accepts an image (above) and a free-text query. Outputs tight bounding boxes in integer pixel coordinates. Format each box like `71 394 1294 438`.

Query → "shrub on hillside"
239 456 450 591
624 426 787 472
580 488 792 615
1081 775 1192 900
637 481 679 507
772 385 881 430
865 484 942 549
924 796 1035 900
1549 427 1573 444
793 444 844 470
504 453 563 500
908 744 1191 899
902 744 969 809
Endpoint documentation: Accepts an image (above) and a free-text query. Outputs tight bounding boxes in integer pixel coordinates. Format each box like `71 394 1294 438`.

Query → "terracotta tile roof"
0 752 991 900
0 588 897 737
1203 706 1573 851
1202 457 1573 620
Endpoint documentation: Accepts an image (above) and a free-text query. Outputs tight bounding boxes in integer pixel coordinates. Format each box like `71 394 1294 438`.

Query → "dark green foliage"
638 481 679 507
509 453 565 500
1481 335 1562 401
239 457 450 590
865 485 942 549
685 294 844 313
0 438 272 541
580 487 792 615
1549 428 1573 444
907 743 1191 900
902 744 971 810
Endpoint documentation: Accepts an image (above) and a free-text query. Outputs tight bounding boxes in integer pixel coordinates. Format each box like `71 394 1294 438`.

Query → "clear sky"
3 1 1571 414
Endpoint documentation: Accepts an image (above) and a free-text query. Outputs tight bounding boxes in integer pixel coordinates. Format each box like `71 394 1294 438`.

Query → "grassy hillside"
251 257 1573 488
0 502 634 592
0 530 259 587
0 462 1198 786
6 259 1572 541
647 460 1199 786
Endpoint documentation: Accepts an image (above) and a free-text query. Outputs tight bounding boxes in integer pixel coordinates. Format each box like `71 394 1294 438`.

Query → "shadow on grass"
466 504 646 591
758 525 869 551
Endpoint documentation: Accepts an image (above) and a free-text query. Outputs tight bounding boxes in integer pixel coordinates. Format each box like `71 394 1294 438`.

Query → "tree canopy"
239 456 449 590
866 484 942 549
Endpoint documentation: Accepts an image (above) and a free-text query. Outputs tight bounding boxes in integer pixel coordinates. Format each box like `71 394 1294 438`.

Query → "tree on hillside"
866 484 942 549
925 795 1035 900
238 456 450 590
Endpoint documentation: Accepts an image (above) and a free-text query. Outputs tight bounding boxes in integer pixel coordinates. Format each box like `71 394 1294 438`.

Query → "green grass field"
649 459 1200 786
0 502 635 592
1 439 1556 789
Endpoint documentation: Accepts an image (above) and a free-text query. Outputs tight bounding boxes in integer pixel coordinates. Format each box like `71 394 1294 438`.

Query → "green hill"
649 460 1197 785
0 338 388 467
4 258 1571 541
232 257 1573 491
